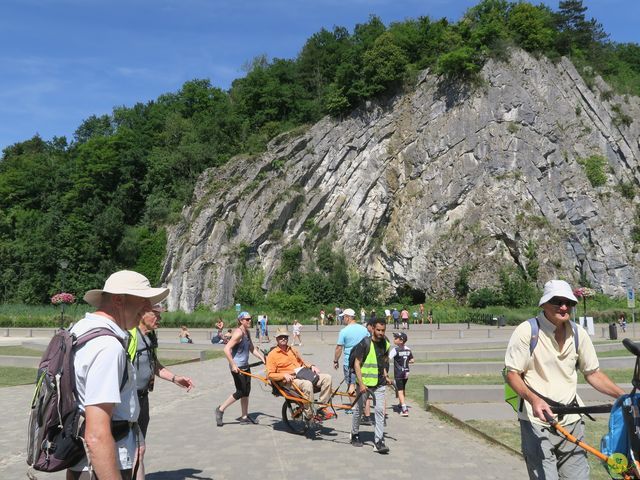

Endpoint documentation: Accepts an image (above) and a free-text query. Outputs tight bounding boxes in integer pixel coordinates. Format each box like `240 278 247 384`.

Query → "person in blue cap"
215 311 266 426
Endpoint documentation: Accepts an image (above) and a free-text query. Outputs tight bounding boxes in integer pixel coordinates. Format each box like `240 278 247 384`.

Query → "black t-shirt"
390 345 413 379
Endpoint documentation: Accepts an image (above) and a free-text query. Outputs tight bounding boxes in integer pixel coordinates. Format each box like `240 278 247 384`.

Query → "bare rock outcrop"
162 50 640 312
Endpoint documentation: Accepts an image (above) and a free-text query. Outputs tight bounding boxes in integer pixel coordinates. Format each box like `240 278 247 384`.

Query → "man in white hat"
333 308 369 395
68 270 169 480
504 279 624 479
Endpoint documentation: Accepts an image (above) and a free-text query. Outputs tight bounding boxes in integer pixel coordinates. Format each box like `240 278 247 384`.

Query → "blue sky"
1 0 638 153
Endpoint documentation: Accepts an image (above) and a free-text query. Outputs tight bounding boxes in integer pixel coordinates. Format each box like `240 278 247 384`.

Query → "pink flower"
51 292 76 305
573 287 596 298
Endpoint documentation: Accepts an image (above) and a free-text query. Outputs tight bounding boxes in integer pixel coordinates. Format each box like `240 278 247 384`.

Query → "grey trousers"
351 384 386 443
520 419 589 480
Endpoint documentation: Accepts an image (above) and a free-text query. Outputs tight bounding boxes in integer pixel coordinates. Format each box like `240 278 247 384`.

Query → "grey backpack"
26 327 127 472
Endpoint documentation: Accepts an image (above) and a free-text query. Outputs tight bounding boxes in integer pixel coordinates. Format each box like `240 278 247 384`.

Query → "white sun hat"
83 270 169 308
538 280 578 306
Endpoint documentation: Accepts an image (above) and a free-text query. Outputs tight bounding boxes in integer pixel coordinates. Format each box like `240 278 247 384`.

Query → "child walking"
389 332 414 416
292 319 302 346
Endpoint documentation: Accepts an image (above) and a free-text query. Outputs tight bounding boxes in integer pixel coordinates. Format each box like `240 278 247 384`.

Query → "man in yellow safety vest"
349 317 391 454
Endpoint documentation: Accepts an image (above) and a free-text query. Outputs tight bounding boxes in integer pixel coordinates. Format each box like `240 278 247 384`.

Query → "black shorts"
395 377 408 391
232 367 251 400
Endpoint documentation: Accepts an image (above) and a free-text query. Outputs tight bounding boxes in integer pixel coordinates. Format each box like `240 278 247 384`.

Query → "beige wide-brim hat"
275 327 289 337
83 270 170 308
538 279 578 306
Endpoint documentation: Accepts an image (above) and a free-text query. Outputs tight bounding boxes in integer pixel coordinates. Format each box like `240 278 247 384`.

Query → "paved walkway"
0 339 527 479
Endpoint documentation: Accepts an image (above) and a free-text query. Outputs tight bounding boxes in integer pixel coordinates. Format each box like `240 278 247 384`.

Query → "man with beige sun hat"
68 270 169 480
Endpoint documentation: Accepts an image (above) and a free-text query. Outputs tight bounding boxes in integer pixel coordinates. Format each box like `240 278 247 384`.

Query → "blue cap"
237 311 251 320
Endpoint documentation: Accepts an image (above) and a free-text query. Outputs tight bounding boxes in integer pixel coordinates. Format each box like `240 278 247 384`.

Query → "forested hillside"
1 0 639 305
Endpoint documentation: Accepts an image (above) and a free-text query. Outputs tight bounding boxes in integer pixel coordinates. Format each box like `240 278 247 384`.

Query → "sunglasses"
548 297 577 308
276 336 289 340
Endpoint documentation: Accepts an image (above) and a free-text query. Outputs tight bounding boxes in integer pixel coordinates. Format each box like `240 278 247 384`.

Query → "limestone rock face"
162 50 640 312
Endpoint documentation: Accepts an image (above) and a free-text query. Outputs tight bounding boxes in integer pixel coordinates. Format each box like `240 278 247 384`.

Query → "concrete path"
0 339 527 479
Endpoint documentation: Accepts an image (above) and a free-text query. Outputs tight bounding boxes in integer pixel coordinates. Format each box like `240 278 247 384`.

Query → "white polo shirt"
70 313 139 471
504 313 600 426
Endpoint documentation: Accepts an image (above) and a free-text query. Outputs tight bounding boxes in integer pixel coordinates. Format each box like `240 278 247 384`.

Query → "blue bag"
601 393 640 478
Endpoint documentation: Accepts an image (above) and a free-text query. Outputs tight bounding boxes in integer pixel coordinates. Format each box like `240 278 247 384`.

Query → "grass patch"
418 357 504 363
406 370 633 389
416 349 635 363
158 350 225 366
202 350 226 361
0 366 37 387
597 350 635 358
410 373 504 385
467 419 611 480
0 346 43 356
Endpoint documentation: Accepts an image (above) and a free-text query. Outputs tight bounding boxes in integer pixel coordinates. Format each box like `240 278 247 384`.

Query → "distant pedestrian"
369 309 377 324
263 314 270 342
223 329 232 343
401 307 409 330
292 319 303 346
212 318 225 344
392 308 400 329
360 307 366 324
179 325 193 343
258 314 269 343
320 309 326 326
427 309 433 325
216 311 266 426
619 314 627 333
389 332 414 417
419 303 425 323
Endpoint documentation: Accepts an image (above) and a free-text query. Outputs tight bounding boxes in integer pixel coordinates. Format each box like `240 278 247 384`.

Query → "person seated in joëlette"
265 327 334 421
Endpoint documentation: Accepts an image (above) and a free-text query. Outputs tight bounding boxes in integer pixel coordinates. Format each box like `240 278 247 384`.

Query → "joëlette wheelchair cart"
545 338 640 479
238 361 363 434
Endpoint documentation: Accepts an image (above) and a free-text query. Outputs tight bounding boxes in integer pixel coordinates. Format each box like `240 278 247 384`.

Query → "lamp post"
59 259 69 329
576 252 587 321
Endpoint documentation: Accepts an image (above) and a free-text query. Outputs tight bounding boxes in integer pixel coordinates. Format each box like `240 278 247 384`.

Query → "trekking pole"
544 412 630 477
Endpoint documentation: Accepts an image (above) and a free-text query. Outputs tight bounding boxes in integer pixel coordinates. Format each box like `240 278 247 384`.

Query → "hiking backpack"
26 327 127 472
504 317 580 411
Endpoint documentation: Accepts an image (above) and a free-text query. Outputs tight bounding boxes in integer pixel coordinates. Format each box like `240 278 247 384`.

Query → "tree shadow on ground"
147 468 212 480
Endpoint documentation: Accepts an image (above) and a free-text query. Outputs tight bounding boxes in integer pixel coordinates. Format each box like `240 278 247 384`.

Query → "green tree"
362 32 409 96
455 266 471 300
507 3 556 53
74 115 114 144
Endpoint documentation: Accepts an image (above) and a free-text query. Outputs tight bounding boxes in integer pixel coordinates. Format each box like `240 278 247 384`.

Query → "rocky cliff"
162 49 640 312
